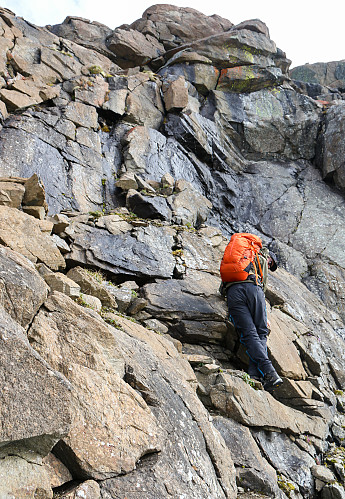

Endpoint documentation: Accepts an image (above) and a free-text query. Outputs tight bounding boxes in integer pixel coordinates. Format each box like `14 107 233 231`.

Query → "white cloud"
1 0 344 68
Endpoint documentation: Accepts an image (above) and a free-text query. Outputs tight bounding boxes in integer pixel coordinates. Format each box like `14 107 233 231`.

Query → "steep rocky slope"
0 4 345 498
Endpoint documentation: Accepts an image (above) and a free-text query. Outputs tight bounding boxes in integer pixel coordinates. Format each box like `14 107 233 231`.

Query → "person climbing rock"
220 233 282 392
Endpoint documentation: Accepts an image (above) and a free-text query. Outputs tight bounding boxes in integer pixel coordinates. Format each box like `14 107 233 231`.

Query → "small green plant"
242 372 257 389
88 65 104 75
86 269 106 284
334 390 344 396
75 295 91 309
131 290 138 298
127 211 139 219
104 317 124 329
89 210 104 219
277 474 295 496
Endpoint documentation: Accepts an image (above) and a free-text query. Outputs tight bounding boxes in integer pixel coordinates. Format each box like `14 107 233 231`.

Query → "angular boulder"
0 180 25 208
130 4 233 51
213 416 281 497
66 266 117 307
253 430 315 496
66 221 176 280
0 246 48 328
0 306 71 452
290 60 345 89
28 292 160 480
210 372 328 438
0 206 65 270
106 28 165 68
0 452 53 499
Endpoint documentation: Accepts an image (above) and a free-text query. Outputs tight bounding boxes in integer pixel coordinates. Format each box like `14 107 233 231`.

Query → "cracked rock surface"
0 4 345 498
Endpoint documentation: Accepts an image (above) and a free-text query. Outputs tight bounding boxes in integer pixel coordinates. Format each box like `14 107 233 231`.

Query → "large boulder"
103 73 165 129
127 4 233 51
66 266 117 307
0 206 65 270
106 28 165 68
66 221 176 280
28 292 160 480
48 16 114 60
213 416 282 497
0 451 53 499
209 371 328 438
253 430 315 496
173 28 283 70
0 306 71 453
0 246 48 328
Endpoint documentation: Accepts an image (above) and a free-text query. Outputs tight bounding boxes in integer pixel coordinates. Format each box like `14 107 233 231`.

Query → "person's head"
267 251 278 271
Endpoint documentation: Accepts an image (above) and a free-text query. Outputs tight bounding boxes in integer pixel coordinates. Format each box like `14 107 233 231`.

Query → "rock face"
316 102 345 191
0 4 345 499
290 60 345 90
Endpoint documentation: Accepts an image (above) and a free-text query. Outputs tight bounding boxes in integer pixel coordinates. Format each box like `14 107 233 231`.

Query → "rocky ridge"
0 4 345 498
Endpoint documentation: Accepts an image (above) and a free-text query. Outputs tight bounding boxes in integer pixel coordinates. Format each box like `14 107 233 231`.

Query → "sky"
1 0 344 69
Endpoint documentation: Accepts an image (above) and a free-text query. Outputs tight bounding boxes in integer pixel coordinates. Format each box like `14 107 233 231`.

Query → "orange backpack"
220 233 263 283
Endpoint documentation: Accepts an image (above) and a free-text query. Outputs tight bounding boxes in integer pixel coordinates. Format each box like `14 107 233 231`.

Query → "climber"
220 233 282 392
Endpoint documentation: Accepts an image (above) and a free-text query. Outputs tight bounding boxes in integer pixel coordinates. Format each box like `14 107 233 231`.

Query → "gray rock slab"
126 190 172 221
213 416 280 497
253 430 315 496
143 270 226 321
211 88 320 160
316 104 345 191
0 114 122 215
99 315 237 498
66 222 176 279
0 306 71 452
322 483 345 499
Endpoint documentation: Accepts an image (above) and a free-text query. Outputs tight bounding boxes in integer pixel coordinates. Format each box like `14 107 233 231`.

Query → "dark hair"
268 251 278 271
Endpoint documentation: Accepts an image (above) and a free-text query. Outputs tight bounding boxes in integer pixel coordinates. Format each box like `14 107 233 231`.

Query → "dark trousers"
227 282 275 377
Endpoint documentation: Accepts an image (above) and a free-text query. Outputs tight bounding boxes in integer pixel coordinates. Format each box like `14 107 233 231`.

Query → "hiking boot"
263 372 283 392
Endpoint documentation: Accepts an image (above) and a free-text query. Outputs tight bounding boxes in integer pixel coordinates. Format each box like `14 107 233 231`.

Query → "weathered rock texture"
0 4 345 499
